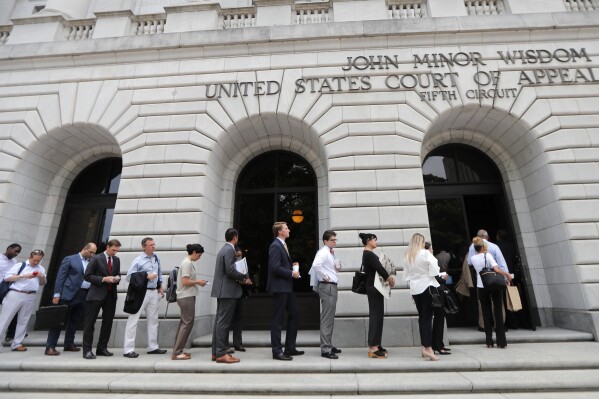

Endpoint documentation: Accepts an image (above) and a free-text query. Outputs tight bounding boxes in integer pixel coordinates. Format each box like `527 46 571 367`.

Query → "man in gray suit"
211 228 250 364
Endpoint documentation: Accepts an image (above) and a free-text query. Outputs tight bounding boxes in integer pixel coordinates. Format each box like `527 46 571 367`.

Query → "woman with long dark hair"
360 233 395 359
171 243 207 360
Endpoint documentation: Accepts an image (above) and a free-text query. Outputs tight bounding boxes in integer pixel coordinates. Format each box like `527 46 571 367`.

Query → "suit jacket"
54 253 86 302
267 239 293 293
211 243 245 299
123 271 148 314
84 252 121 302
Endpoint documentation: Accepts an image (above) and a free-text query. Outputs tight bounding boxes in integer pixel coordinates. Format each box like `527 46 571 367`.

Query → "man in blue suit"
268 222 302 361
45 243 97 356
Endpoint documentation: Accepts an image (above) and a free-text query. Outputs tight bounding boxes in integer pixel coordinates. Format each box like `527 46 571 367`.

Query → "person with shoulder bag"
470 236 512 348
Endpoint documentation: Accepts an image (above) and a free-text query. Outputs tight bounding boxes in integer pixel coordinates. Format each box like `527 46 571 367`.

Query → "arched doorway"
41 157 122 306
423 144 532 329
234 150 319 329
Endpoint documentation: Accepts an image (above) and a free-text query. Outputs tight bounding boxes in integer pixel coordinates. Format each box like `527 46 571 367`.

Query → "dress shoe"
367 350 387 359
96 348 113 356
45 347 60 356
283 349 304 356
321 352 338 359
215 354 240 364
434 349 451 355
123 351 139 358
83 351 96 360
211 355 216 361
332 347 342 354
147 348 167 354
63 345 81 352
234 345 246 352
11 345 27 352
273 353 293 361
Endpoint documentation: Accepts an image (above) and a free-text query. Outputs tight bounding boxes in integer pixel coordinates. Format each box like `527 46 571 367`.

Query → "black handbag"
351 264 367 295
34 305 68 330
438 285 460 314
429 286 443 308
479 255 505 291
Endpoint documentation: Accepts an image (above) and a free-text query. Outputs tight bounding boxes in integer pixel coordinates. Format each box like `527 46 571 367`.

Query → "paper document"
235 257 248 274
374 271 391 299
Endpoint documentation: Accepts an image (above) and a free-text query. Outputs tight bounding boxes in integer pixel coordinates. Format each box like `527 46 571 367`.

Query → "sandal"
171 353 191 360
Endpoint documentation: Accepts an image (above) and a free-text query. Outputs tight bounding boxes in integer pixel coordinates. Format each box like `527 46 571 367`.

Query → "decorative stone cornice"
11 14 65 26
254 0 294 6
93 10 135 19
163 2 222 14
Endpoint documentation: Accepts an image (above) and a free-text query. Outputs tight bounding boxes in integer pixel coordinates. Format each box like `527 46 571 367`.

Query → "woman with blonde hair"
402 233 440 361
360 233 395 359
470 236 512 348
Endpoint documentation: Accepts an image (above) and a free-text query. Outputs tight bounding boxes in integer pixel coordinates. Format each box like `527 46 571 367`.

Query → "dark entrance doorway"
41 158 122 307
234 151 319 330
423 144 532 329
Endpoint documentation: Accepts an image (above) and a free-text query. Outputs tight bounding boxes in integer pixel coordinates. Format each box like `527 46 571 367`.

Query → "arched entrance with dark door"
41 157 122 307
423 144 533 329
234 150 320 330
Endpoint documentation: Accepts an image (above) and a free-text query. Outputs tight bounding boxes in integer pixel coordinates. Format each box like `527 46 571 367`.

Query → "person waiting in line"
360 233 395 359
0 249 46 352
230 245 249 353
470 236 512 348
402 234 440 361
171 244 207 360
427 241 451 356
0 243 22 342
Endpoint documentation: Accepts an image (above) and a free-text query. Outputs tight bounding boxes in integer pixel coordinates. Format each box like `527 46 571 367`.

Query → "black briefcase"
34 305 68 330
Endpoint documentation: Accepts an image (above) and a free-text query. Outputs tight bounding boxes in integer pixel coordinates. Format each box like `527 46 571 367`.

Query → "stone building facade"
0 0 598 345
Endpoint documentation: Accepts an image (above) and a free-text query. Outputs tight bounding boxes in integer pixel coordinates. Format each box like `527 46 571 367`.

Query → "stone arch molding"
421 105 570 316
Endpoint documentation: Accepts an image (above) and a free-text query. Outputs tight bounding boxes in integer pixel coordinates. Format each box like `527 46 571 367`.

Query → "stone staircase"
0 328 598 398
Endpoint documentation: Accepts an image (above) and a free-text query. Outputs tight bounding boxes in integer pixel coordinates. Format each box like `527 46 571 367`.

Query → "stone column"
428 0 468 17
254 0 293 26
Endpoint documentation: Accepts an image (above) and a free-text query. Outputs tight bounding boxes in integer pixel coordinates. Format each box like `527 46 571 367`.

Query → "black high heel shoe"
434 349 451 355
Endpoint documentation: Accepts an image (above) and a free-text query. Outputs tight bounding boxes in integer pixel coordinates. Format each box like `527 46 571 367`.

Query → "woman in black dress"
360 233 395 358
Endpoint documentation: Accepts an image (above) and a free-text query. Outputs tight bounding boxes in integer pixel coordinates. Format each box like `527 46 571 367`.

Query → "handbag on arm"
351 264 367 295
479 254 505 291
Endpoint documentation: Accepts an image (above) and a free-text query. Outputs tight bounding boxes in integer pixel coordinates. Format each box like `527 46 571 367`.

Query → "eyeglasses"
31 249 45 256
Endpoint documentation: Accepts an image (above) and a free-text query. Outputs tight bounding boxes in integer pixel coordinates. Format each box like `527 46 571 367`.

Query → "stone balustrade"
222 7 256 29
295 2 332 24
388 0 428 19
464 0 506 15
0 28 10 45
132 15 166 35
563 0 599 11
64 21 94 40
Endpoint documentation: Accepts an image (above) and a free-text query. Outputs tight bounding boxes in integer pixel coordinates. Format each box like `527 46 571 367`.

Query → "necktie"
330 248 335 255
284 243 290 256
107 256 113 291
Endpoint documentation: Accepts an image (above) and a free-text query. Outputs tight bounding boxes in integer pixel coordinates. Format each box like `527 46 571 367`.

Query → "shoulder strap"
18 262 26 274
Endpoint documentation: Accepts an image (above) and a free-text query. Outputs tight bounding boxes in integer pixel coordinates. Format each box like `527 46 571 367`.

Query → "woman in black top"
360 233 395 358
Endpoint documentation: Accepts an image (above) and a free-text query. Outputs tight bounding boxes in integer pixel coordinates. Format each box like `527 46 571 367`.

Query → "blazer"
267 239 293 294
211 243 246 299
123 271 148 314
54 253 86 302
84 252 121 302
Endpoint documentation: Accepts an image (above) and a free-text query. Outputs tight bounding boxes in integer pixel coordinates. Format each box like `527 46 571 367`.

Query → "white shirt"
468 240 507 270
402 249 440 295
470 252 508 288
6 260 45 292
310 245 338 284
0 254 17 281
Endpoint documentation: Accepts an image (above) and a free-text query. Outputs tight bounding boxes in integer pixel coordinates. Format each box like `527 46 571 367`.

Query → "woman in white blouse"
470 236 512 348
402 233 440 361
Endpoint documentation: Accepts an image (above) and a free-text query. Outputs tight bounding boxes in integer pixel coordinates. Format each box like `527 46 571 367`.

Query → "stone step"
1 394 599 399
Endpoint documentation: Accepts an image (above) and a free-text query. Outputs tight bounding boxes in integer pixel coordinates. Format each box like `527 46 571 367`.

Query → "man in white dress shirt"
0 243 21 341
310 230 342 359
123 237 167 358
0 249 46 352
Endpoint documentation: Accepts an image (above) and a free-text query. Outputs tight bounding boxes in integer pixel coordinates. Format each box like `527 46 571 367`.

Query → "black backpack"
165 266 179 303
0 262 27 304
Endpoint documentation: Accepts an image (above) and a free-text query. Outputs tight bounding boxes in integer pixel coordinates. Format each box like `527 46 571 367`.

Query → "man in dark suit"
268 222 302 361
45 243 97 356
81 239 121 359
211 228 250 364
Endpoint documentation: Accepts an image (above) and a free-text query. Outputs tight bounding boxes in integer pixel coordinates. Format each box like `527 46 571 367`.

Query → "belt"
10 289 36 294
319 281 337 285
147 288 156 290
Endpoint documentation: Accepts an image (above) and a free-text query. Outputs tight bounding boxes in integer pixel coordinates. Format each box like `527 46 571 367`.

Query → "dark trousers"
413 288 434 347
212 298 237 357
82 294 116 352
270 292 299 355
432 305 446 351
366 286 384 347
232 297 245 347
479 287 507 347
46 290 87 349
